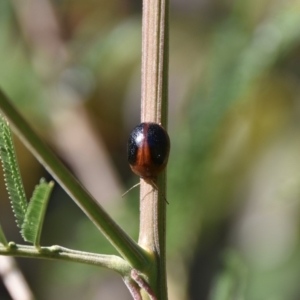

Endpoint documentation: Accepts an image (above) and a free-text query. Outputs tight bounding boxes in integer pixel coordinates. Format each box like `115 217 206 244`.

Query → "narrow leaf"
0 224 8 246
21 179 54 246
0 116 27 228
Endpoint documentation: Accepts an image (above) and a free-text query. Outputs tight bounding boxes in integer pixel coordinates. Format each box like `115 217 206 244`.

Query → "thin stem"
0 243 132 276
0 90 151 271
124 277 143 300
139 0 169 298
131 269 157 300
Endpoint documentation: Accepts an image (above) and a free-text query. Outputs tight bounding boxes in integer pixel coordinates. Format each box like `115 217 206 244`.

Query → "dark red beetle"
123 122 170 197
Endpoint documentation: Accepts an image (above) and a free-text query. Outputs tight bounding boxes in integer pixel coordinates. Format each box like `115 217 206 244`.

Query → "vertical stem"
139 0 169 298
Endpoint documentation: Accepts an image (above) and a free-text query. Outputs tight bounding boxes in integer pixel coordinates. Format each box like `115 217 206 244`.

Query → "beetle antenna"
122 182 141 197
122 180 169 203
149 179 169 204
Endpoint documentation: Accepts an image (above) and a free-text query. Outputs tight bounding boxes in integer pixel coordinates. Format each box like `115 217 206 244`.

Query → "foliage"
0 224 7 247
21 179 54 246
0 118 27 228
0 116 53 245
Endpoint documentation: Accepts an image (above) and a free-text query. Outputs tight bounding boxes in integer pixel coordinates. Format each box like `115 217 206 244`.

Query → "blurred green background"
1 0 300 299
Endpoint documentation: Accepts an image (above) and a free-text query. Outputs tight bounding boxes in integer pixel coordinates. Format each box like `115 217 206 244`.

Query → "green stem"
0 243 131 275
139 0 169 298
0 90 150 271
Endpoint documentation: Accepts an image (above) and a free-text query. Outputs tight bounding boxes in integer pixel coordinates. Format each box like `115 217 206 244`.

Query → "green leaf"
21 179 54 246
0 116 27 228
0 224 8 246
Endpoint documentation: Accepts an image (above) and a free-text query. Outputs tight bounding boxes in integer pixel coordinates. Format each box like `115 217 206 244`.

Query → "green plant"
0 0 169 299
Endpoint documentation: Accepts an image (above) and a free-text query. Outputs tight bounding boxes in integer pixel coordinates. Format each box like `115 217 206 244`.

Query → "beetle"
123 122 170 198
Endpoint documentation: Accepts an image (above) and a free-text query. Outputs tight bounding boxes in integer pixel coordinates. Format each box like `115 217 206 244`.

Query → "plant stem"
124 277 143 300
139 0 169 298
0 90 150 271
0 243 132 276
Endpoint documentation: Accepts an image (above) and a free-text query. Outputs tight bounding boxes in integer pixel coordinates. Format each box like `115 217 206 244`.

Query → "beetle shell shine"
127 122 170 181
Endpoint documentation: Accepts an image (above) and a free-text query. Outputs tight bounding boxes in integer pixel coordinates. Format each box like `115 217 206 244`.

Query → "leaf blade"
21 179 54 246
0 224 8 247
0 116 27 228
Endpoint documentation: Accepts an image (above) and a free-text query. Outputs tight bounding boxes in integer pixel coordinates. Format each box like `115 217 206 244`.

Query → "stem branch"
0 90 150 271
0 243 132 275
